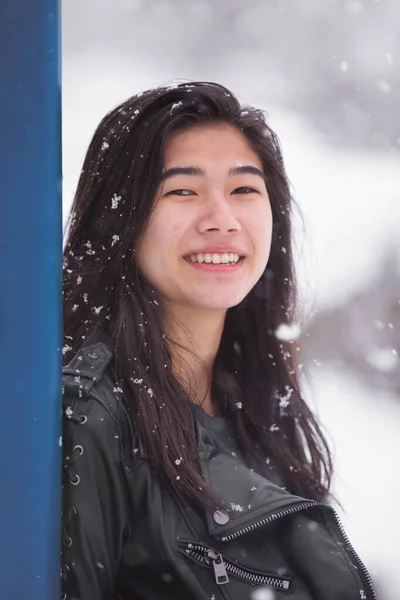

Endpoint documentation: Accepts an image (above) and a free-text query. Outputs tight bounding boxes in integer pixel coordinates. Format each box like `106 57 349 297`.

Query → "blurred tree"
301 242 400 395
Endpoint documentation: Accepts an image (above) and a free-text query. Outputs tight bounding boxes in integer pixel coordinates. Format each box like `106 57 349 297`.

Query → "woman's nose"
198 195 242 234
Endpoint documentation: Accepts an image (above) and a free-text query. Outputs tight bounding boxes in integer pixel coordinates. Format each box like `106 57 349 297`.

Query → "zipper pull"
207 550 229 585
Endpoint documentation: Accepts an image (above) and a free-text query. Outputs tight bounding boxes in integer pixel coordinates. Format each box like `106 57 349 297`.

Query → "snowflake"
111 193 121 209
170 101 183 112
235 402 243 409
101 141 109 151
175 458 183 465
230 503 244 512
111 234 120 247
275 323 301 341
252 588 275 600
147 388 154 398
275 385 293 409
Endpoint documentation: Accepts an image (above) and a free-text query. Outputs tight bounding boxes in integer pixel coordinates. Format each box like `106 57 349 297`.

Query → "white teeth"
187 252 241 264
212 253 221 264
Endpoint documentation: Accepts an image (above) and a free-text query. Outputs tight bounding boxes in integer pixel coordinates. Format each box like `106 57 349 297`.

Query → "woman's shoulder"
63 341 114 400
62 342 139 471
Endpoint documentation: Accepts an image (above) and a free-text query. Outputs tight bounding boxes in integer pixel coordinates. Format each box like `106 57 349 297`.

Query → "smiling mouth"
184 252 244 265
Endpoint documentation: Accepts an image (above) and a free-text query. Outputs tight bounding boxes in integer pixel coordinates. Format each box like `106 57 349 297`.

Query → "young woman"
62 81 376 600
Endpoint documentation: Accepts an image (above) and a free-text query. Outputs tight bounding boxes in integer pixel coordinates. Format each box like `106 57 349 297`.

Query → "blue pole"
0 1 62 598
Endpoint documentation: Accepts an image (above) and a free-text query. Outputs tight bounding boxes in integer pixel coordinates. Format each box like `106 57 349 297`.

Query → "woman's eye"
167 189 194 196
233 187 258 194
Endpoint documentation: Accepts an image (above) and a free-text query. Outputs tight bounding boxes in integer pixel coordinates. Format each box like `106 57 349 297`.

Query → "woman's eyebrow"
161 165 265 181
229 165 265 180
161 166 205 180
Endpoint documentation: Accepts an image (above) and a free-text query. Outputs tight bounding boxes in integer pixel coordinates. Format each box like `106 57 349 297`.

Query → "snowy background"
62 2 400 597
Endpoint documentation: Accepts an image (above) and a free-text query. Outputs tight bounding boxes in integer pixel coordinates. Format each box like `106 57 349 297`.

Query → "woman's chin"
187 293 247 312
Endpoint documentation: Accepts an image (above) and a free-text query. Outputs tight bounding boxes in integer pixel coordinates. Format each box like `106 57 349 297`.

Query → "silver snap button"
213 509 230 525
88 351 99 359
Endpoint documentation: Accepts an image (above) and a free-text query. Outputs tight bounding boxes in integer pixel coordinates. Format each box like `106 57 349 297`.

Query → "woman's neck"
164 305 226 415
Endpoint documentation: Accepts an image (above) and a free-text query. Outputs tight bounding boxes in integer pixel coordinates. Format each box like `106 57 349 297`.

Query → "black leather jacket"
61 343 377 600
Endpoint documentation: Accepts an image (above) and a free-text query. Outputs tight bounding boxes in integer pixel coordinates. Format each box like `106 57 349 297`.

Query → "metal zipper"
216 500 377 600
178 540 291 591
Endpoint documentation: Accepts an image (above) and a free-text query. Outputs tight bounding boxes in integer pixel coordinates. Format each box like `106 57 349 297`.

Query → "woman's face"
136 122 273 313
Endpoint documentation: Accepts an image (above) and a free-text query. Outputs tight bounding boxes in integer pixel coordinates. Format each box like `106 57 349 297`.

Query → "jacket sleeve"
61 387 132 600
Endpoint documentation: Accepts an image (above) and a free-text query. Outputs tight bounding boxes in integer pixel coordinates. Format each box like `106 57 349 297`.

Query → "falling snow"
252 588 275 600
61 20 400 594
275 323 301 341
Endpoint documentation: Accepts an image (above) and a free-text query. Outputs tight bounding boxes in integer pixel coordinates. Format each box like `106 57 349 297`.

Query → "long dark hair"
63 81 332 507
